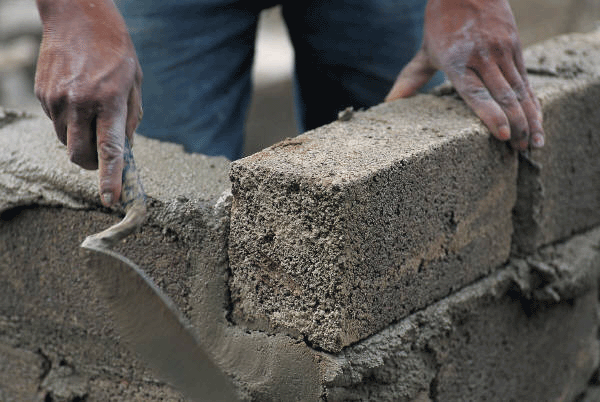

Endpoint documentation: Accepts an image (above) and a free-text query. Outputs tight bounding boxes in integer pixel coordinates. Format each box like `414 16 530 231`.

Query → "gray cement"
3 205 599 401
3 29 600 402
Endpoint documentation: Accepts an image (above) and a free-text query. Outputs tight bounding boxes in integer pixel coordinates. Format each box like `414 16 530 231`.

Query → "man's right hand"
35 0 142 207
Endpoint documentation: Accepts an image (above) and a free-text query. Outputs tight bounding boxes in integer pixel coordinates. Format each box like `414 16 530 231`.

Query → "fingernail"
498 125 511 141
532 132 545 148
102 192 113 206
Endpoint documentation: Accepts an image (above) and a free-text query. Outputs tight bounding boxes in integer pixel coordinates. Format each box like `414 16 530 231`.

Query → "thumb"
96 107 127 207
385 48 438 102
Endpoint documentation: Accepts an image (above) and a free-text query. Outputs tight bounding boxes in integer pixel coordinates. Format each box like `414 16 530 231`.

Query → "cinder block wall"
2 30 600 401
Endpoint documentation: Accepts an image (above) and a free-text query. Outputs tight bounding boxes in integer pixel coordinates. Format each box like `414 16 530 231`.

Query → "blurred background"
1 0 600 157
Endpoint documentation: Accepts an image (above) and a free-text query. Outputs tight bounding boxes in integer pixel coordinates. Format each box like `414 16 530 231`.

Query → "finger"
96 101 127 207
125 84 142 143
499 60 544 149
36 90 52 121
34 64 53 120
477 62 530 150
65 107 98 170
385 48 438 102
42 93 68 145
512 49 545 147
52 109 68 146
447 69 511 143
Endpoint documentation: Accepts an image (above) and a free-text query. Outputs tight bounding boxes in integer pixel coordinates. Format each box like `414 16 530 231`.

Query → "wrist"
36 0 67 24
36 0 122 26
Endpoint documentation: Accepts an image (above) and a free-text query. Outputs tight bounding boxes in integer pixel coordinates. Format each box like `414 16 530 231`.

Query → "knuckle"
65 90 86 106
476 46 491 61
508 33 521 49
98 139 123 161
65 88 99 110
511 82 527 102
98 86 120 101
495 91 518 108
45 91 68 109
462 85 491 102
97 87 125 111
483 35 521 62
489 40 507 58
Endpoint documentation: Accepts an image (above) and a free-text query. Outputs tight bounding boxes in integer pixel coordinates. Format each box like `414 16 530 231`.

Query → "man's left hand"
386 0 544 150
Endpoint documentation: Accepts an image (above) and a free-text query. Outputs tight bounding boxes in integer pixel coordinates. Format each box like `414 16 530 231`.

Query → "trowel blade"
82 244 238 402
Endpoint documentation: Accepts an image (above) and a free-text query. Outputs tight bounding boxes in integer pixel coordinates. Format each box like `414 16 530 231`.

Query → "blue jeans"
117 0 443 160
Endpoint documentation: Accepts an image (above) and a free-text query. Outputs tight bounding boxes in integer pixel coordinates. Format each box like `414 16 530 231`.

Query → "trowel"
80 139 239 402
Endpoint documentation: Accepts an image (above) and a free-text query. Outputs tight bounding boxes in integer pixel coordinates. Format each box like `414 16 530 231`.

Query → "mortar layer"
0 111 232 218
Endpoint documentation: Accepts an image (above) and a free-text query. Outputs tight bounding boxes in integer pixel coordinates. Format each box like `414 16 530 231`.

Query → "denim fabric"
117 0 443 160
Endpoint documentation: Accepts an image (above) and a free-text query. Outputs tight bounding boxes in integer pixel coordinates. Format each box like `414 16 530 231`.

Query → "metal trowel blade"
82 243 238 402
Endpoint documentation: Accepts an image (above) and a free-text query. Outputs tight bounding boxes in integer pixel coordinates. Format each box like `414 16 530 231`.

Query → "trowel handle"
120 137 147 213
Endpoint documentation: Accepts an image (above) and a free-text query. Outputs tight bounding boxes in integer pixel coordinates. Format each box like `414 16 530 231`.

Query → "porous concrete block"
513 31 600 254
229 95 518 352
325 226 600 401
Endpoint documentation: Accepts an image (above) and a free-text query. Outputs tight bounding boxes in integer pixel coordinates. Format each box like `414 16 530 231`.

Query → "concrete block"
229 28 600 352
513 31 600 254
325 226 600 401
229 95 518 352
